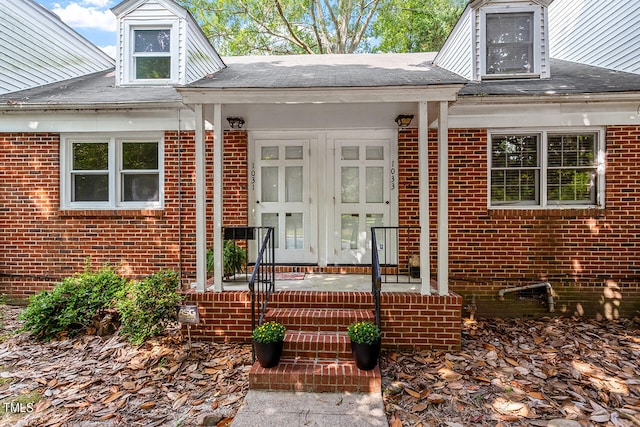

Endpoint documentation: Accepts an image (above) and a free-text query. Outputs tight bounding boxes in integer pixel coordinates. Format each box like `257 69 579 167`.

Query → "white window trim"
123 20 180 85
60 133 164 210
487 128 605 209
479 6 542 80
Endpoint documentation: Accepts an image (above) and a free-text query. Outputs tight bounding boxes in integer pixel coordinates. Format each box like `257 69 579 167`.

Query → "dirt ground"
1 304 639 426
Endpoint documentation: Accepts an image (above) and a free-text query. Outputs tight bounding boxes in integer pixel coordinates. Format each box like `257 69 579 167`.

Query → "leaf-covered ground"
1 305 639 426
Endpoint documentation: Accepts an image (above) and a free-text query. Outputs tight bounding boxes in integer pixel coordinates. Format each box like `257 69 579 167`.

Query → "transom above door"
248 131 397 266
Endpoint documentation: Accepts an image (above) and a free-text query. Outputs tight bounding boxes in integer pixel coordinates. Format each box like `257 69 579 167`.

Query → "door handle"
385 201 390 205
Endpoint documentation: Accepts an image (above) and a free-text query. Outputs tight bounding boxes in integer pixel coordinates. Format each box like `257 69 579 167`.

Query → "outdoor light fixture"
395 114 414 127
226 117 245 129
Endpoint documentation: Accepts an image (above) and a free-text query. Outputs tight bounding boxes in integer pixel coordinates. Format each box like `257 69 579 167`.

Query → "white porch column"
418 101 431 295
195 104 206 292
437 101 449 296
213 104 224 291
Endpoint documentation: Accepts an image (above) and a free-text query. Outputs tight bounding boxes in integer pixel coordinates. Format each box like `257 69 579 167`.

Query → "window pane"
261 146 279 160
123 142 158 169
341 214 359 250
73 143 108 170
261 166 278 202
341 166 360 203
548 134 595 167
285 146 303 160
486 13 534 74
262 213 279 248
492 135 538 168
547 169 595 203
285 166 303 202
366 146 384 160
341 146 359 160
134 30 170 53
366 166 384 203
123 173 159 201
73 174 108 201
136 57 170 79
285 213 303 249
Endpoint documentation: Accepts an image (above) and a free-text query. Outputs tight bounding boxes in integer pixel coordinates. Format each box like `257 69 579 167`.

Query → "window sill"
487 207 605 219
58 209 163 218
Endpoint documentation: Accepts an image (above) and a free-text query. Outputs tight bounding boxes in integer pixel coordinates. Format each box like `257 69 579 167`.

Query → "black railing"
371 227 382 330
246 227 276 332
371 226 422 285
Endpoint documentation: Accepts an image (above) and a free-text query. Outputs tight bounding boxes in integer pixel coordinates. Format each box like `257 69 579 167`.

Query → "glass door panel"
251 139 315 263
334 140 392 264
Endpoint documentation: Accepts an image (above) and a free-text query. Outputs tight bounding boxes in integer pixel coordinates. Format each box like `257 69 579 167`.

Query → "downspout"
498 282 555 312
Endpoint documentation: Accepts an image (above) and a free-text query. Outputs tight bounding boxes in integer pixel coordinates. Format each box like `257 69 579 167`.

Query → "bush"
116 270 182 345
206 241 247 277
19 265 127 340
347 320 381 345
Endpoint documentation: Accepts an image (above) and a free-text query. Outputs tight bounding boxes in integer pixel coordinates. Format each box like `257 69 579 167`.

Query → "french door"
250 139 316 263
249 131 396 266
333 139 393 264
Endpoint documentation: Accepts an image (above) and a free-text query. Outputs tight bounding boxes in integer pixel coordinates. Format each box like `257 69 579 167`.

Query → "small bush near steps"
116 270 182 345
20 266 182 344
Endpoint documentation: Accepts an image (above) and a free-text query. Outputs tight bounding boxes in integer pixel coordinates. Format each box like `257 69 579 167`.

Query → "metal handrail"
248 227 275 333
371 227 382 329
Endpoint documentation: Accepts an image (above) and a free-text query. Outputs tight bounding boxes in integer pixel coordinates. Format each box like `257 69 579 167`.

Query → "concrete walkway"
231 390 387 427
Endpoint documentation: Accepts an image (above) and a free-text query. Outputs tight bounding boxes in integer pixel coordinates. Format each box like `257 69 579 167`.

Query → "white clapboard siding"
113 0 223 86
434 8 474 80
549 0 640 74
0 0 114 95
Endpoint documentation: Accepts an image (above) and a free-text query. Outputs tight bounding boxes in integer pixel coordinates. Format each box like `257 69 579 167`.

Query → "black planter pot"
253 339 284 368
350 340 381 371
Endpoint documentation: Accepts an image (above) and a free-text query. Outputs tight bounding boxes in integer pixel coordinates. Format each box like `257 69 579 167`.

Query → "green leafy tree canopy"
178 0 464 56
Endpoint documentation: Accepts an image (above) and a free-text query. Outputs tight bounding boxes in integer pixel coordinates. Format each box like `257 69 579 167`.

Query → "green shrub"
206 241 247 277
116 270 182 345
19 265 127 340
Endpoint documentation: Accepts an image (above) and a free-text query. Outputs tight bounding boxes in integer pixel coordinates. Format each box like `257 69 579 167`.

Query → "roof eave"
457 91 640 104
178 85 465 105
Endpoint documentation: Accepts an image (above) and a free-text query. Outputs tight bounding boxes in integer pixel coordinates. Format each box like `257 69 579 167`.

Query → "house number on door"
390 160 396 190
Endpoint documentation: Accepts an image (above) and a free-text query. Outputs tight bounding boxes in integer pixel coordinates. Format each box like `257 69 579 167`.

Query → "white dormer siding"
549 0 640 75
434 0 552 81
112 0 224 86
0 0 114 95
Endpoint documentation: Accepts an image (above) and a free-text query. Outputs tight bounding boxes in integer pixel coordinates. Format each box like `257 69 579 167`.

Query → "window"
489 130 604 208
133 29 171 80
123 22 177 84
61 134 163 209
480 7 541 78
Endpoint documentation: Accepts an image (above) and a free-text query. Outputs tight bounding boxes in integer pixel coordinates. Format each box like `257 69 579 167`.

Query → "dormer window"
133 29 171 79
123 21 178 84
486 13 533 75
479 6 543 79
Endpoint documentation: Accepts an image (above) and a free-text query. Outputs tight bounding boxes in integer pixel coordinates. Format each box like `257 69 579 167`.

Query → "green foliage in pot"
348 320 381 345
206 241 247 277
252 321 286 344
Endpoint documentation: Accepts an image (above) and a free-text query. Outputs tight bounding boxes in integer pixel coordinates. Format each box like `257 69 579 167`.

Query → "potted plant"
348 320 382 370
252 321 286 368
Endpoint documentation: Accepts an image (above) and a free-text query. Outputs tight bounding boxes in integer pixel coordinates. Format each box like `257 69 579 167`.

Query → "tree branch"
273 0 316 54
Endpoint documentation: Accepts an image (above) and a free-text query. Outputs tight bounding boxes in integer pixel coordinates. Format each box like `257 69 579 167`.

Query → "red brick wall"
183 290 462 351
405 126 640 319
0 130 248 299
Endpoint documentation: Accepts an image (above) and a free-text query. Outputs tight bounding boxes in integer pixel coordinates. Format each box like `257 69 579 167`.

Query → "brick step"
249 359 381 393
265 308 375 331
269 291 374 309
283 331 352 360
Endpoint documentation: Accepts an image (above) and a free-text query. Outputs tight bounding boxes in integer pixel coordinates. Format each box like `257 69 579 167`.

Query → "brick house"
1 0 640 357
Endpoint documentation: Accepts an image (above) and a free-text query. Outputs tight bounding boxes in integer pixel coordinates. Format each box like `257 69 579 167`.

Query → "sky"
38 0 118 58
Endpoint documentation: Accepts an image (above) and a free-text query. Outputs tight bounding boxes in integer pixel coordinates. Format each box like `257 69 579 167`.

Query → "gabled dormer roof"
0 0 115 95
434 0 553 81
111 0 225 86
